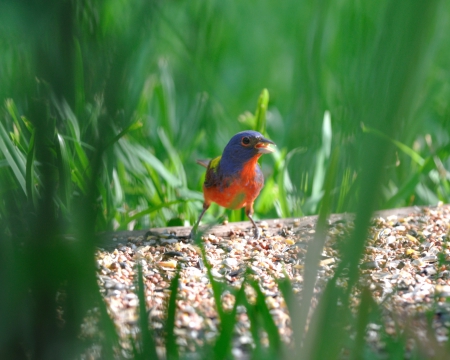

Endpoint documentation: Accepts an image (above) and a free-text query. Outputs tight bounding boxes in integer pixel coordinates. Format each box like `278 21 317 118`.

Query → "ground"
92 205 450 358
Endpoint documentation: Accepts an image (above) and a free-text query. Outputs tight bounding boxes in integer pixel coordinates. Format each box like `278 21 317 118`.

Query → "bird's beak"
255 138 276 154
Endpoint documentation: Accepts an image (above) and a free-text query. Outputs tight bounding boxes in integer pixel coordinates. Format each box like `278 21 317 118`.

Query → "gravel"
91 204 450 358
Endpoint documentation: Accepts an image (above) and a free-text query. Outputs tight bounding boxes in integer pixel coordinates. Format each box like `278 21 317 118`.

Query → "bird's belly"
204 179 263 210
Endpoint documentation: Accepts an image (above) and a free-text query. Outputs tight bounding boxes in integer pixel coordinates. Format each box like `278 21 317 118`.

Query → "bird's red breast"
203 154 264 210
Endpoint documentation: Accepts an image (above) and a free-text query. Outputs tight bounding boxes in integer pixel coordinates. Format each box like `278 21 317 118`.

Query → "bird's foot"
253 226 260 240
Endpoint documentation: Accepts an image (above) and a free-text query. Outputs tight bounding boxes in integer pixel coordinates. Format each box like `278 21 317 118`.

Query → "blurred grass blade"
362 124 425 166
155 61 177 139
249 279 282 356
74 38 85 116
309 111 332 214
303 278 347 360
25 129 36 203
111 168 124 207
126 199 196 223
272 149 290 218
0 120 27 194
103 120 143 152
136 263 159 359
350 287 375 360
213 280 246 360
298 148 340 353
415 182 440 204
254 88 269 135
195 230 237 359
5 99 28 153
384 156 435 208
97 295 121 359
56 132 72 209
336 167 353 213
55 99 81 142
383 142 450 209
276 147 306 217
166 270 180 360
158 127 187 187
200 248 225 323
241 287 264 358
121 140 182 188
277 275 302 356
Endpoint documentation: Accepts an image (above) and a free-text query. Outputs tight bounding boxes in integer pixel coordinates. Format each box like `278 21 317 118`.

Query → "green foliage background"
0 0 449 359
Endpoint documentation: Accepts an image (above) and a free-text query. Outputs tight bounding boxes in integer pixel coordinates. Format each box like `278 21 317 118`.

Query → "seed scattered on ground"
91 205 450 358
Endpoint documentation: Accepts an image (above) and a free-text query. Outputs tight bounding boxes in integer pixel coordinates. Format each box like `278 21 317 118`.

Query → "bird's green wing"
208 156 221 172
204 155 222 188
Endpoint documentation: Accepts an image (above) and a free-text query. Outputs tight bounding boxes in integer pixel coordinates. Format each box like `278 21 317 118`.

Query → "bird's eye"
241 137 250 146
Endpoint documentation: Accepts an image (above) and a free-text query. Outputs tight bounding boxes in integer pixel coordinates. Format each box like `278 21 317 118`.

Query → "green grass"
1 0 450 358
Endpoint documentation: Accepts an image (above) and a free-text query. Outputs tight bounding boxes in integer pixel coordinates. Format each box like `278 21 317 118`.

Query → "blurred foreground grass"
1 0 450 358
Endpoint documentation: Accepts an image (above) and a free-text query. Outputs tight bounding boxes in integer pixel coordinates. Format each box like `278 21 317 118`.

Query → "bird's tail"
196 159 210 168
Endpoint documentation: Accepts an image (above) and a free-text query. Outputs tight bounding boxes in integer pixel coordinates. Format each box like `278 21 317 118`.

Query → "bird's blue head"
220 130 275 174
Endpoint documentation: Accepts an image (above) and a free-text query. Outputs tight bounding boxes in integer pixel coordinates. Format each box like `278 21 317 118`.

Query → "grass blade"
249 279 282 356
158 127 187 187
56 132 72 210
277 275 302 356
308 111 332 214
0 120 26 194
384 156 435 208
362 124 425 166
25 128 36 203
212 281 246 360
166 270 180 360
136 263 159 359
350 287 375 360
297 148 340 353
255 88 269 135
97 294 121 359
194 229 239 360
125 199 197 224
241 289 264 359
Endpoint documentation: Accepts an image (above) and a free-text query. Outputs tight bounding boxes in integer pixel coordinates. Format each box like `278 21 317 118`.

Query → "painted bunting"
191 130 275 240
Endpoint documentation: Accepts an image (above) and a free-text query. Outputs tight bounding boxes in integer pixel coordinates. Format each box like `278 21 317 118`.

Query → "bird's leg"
190 203 210 240
247 214 260 240
245 204 260 240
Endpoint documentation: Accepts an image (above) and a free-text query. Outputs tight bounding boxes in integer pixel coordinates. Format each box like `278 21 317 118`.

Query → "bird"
190 130 275 240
